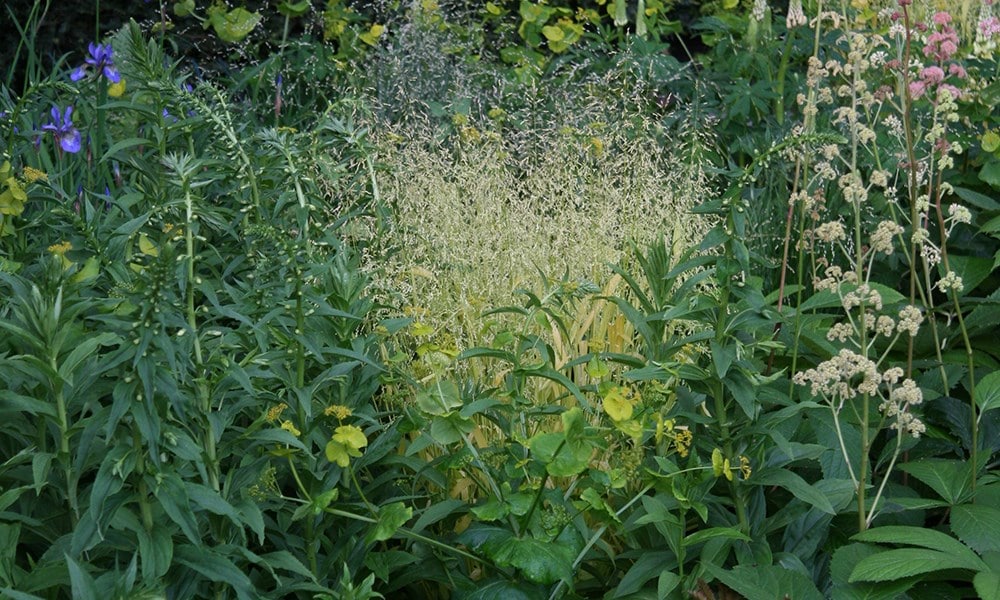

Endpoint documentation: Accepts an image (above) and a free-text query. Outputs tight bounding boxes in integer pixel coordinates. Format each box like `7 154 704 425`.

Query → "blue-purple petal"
103 66 121 83
61 129 82 153
70 66 87 81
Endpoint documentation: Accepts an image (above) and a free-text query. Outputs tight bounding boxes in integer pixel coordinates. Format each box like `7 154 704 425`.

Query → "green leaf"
613 552 674 596
977 370 1000 414
429 412 474 445
64 555 97 600
981 159 1000 190
489 534 578 585
851 526 986 571
704 563 824 600
137 524 172 580
174 546 254 600
471 498 510 522
830 543 915 599
710 339 734 378
952 504 1000 554
898 459 974 504
529 432 590 477
277 0 312 17
460 579 545 600
684 526 751 546
941 255 994 294
750 468 836 514
206 6 262 43
416 380 462 416
368 502 412 543
954 186 1000 211
848 548 984 583
576 487 621 525
152 473 202 545
975 572 1000 600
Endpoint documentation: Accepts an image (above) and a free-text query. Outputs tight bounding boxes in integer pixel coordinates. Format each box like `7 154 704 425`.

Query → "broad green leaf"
602 385 633 421
848 548 985 583
954 186 1000 211
952 504 1000 554
975 572 1000 600
851 526 986 570
206 6 262 43
367 502 412 543
530 432 590 477
704 563 824 600
429 412 474 445
750 468 835 514
941 255 994 294
977 370 1000 414
137 524 172 580
898 459 973 504
416 380 462 416
471 498 509 522
830 543 915 600
461 579 544 600
489 534 577 585
981 159 1000 189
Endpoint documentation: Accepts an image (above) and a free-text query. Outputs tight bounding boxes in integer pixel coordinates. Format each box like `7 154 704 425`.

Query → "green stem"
133 426 154 531
774 27 795 126
184 180 219 492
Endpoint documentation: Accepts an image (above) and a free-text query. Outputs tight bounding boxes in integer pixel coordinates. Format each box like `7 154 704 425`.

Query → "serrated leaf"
851 526 986 570
848 548 984 583
952 504 1000 554
977 370 1000 414
898 459 973 504
704 563 824 600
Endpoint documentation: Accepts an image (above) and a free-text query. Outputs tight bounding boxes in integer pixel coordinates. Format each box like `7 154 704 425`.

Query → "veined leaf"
952 504 1000 554
848 548 985 583
851 526 986 571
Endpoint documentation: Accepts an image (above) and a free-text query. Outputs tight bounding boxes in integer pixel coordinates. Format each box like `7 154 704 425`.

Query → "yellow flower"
325 425 368 467
739 456 752 479
265 402 288 423
22 167 47 183
602 385 637 422
673 428 692 458
280 420 301 437
324 404 353 420
108 78 127 98
47 241 73 269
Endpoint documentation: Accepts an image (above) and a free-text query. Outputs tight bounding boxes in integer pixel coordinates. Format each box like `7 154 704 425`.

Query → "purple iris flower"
70 43 121 83
41 106 82 153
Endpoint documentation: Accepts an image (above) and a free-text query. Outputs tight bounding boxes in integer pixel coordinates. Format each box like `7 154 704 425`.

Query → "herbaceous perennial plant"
782 0 991 532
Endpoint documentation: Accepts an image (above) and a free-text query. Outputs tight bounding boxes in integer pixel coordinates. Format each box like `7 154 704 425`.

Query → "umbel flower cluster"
793 348 925 438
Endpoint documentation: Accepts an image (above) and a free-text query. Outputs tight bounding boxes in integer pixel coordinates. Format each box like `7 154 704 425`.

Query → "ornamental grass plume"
368 117 712 358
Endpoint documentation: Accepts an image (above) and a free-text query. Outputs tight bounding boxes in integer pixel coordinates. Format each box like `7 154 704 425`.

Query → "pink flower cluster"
923 12 959 61
908 12 966 100
981 16 1000 38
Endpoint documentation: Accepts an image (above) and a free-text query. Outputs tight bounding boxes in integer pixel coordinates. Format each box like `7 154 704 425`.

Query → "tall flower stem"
182 175 220 492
